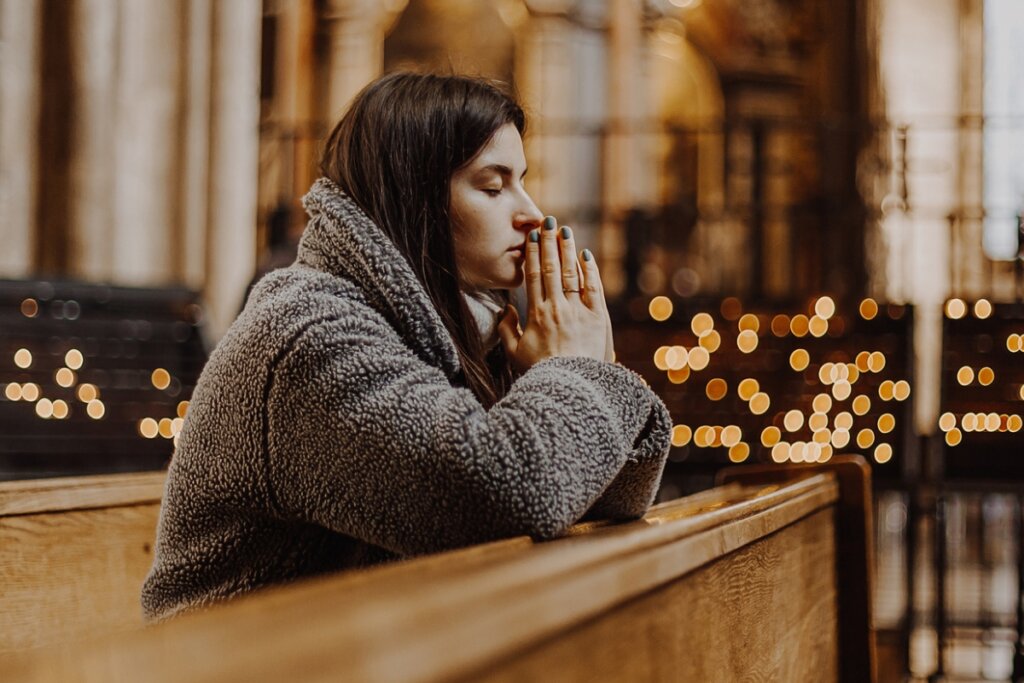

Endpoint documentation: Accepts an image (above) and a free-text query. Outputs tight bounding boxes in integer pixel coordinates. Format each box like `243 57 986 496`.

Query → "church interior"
2 0 1024 681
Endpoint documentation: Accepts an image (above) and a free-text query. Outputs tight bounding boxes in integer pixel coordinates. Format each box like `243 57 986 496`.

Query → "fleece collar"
298 178 462 378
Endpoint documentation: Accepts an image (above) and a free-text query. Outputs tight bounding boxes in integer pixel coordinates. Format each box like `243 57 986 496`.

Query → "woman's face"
449 123 543 291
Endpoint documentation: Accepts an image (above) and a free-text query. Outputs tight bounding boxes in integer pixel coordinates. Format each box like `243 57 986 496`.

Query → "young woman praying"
142 72 671 621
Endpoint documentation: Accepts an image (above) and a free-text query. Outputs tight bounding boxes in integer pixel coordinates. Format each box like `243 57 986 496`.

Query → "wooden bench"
2 458 874 682
0 471 166 653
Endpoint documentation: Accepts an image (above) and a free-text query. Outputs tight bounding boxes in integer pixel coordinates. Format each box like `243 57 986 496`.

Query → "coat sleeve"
264 312 671 557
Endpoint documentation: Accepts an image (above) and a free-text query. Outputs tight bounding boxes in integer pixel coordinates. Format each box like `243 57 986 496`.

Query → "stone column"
111 0 184 284
69 0 117 281
321 0 409 120
204 0 262 339
0 0 42 278
181 0 214 290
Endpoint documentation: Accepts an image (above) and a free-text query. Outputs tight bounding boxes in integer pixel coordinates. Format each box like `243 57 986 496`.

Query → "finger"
524 228 543 305
580 248 605 311
558 226 580 297
497 304 520 352
540 216 562 300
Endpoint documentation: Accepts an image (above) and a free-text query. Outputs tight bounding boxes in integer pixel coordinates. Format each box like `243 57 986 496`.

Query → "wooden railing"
0 471 165 653
2 458 874 682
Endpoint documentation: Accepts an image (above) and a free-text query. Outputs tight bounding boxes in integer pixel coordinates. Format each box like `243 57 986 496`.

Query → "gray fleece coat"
141 178 671 621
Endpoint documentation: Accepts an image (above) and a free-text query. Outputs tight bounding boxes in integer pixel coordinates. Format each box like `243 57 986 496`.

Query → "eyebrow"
476 163 528 180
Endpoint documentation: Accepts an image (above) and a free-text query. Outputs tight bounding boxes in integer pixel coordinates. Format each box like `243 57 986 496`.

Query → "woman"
142 72 671 621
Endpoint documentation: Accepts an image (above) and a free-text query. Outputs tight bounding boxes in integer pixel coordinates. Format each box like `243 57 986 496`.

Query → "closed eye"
482 188 502 196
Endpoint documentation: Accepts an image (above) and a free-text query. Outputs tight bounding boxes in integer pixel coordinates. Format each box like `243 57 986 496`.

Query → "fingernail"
560 226 571 239
543 216 556 231
529 229 540 243
582 249 593 261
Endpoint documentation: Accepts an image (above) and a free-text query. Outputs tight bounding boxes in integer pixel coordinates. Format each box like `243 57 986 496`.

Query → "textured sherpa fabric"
141 177 671 621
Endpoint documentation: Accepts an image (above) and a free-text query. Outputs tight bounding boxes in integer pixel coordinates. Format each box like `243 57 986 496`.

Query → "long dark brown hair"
320 71 524 409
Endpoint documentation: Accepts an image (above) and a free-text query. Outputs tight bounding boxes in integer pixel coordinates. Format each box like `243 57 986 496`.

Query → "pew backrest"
0 471 165 653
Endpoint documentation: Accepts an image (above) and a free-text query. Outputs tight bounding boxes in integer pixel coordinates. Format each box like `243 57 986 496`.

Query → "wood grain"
3 475 842 683
0 471 166 516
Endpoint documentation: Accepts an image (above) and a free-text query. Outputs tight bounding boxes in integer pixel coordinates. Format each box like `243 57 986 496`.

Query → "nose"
514 191 544 234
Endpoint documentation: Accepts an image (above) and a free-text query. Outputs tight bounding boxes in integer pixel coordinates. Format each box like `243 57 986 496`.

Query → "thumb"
497 304 520 351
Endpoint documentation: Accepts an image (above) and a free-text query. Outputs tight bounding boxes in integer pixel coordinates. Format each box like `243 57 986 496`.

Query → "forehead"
465 124 526 172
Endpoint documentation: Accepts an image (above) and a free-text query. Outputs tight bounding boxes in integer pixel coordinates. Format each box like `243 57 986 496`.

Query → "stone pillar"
204 0 262 339
321 0 409 120
69 0 117 280
111 0 184 284
0 0 42 278
276 0 318 201
181 0 214 290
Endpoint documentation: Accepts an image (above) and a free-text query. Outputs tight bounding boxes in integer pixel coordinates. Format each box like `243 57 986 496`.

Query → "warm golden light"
158 418 174 439
893 380 911 401
77 384 98 402
813 428 831 445
986 413 1001 432
86 400 105 419
846 363 860 384
855 351 870 373
51 400 69 419
20 298 38 317
784 410 804 432
878 381 895 401
962 413 977 432
819 444 834 463
721 425 742 448
1020 386 1024 401
771 442 790 463
140 418 159 439
688 346 710 371
874 443 893 464
945 298 967 319
856 428 875 449
945 428 963 446
761 426 781 447
1008 334 1021 353
690 312 714 336
978 367 995 386
852 395 871 416
728 442 750 463
738 313 760 333
152 369 171 390
877 413 895 433
834 411 854 430
668 367 690 384
671 425 692 447
705 378 728 401
819 363 834 386
4 383 22 401
665 346 688 370
771 314 790 337
654 346 670 370
1009 415 1023 432
55 368 76 388
790 314 809 337
859 298 878 320
736 330 758 353
649 296 673 322
749 392 770 415
738 378 759 401
974 299 992 319
814 296 836 320
956 366 974 386
65 349 84 370
808 315 828 338
867 352 885 373
35 398 53 419
790 349 810 372
693 426 711 448
809 413 828 432
831 429 851 449
832 381 852 401
20 383 39 402
812 393 832 414
699 330 721 353
14 348 32 369
790 442 806 463
939 412 956 432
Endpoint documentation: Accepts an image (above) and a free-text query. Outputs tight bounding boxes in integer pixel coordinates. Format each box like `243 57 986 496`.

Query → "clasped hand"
498 216 615 372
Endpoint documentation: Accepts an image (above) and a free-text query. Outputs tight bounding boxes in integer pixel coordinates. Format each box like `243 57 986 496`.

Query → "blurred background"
2 0 1024 680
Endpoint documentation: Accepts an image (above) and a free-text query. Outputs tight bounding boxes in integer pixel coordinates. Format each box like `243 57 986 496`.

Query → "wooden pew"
0 471 166 653
3 458 874 682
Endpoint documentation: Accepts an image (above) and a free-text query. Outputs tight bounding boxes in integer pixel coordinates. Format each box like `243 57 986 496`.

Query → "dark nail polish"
529 229 540 243
543 216 556 231
560 226 571 239
582 249 592 261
